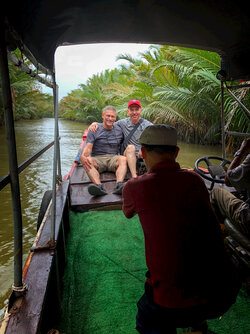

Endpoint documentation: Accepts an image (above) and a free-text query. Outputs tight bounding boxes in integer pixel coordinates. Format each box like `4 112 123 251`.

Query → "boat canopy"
4 0 250 81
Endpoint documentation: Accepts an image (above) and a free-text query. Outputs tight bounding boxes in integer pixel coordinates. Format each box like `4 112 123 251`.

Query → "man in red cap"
88 100 152 178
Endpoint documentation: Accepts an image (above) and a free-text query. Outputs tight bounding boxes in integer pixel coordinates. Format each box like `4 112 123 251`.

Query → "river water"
0 118 222 316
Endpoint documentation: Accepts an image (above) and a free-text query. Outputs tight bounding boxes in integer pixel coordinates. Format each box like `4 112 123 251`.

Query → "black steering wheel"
195 156 231 184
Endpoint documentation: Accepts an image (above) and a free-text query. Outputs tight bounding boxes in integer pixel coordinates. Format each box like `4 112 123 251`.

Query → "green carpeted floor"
57 210 250 334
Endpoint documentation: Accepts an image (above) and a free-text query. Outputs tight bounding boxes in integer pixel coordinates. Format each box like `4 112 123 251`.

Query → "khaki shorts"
92 154 119 173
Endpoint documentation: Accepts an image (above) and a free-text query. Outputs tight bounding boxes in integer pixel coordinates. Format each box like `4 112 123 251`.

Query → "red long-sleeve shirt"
123 160 232 309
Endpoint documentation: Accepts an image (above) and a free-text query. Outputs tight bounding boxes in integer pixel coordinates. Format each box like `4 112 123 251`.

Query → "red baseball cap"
128 99 141 108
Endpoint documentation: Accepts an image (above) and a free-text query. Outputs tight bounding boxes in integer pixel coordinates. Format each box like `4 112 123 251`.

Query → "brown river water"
0 118 223 316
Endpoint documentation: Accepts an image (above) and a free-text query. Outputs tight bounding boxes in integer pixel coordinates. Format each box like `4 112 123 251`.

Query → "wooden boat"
1 1 250 333
2 131 249 334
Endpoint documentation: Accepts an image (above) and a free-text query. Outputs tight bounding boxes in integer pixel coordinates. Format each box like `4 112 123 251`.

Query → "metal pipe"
0 24 23 289
7 51 53 88
225 131 250 137
226 86 250 119
220 81 226 158
50 76 59 242
226 83 250 89
55 85 62 181
0 139 59 191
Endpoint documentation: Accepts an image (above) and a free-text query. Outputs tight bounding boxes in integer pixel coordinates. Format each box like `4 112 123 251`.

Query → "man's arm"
80 142 94 171
225 138 250 186
122 181 136 218
88 121 118 132
88 122 99 132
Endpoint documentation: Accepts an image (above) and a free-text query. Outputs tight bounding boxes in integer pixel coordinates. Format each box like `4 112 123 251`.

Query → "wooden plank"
70 165 90 184
70 181 122 208
70 165 131 185
4 180 69 334
70 165 128 184
69 165 129 209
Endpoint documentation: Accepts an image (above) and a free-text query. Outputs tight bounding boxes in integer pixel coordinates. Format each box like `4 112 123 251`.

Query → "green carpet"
57 210 250 334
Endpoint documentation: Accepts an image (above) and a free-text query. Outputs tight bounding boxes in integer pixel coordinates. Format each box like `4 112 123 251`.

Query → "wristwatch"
234 151 241 157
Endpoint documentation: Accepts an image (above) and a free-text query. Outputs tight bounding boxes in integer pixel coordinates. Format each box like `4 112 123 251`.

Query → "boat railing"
0 138 60 191
0 23 61 298
219 77 250 158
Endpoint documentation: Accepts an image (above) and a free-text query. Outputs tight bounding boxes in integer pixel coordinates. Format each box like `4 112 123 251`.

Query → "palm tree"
114 46 249 145
58 45 249 146
0 51 53 123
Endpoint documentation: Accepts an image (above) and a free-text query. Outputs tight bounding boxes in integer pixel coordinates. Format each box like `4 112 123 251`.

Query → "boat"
1 1 250 333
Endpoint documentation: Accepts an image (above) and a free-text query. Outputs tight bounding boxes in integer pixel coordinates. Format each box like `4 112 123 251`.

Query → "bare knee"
117 155 127 165
124 144 135 156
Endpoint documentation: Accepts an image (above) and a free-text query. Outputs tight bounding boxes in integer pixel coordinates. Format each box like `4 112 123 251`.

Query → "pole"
50 76 59 242
226 86 250 119
55 85 62 181
221 81 226 158
0 23 24 290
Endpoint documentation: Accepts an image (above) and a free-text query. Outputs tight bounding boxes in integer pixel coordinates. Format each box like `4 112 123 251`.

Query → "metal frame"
51 78 61 244
0 22 62 296
0 24 24 292
7 51 53 88
220 81 250 157
0 139 59 191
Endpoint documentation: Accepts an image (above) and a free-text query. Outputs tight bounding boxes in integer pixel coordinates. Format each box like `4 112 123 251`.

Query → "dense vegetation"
59 45 250 148
1 46 249 149
0 51 53 125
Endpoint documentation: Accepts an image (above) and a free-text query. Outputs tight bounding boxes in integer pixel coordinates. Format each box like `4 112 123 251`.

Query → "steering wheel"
195 156 231 184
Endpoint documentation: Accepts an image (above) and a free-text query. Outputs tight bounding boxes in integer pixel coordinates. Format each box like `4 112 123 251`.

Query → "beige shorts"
92 154 119 173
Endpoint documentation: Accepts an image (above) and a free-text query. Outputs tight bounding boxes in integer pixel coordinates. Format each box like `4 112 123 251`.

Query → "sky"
42 43 152 100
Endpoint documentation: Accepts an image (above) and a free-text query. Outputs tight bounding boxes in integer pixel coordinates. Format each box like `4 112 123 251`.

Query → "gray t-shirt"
228 154 250 202
86 124 123 156
116 118 152 154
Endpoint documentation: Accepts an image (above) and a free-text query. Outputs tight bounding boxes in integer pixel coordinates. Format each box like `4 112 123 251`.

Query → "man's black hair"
142 144 177 154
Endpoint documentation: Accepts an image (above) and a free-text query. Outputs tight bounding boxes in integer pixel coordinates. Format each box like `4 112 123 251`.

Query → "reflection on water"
0 118 223 315
176 141 224 169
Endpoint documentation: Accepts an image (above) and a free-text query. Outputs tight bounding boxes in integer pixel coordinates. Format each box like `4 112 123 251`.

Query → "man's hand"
81 155 93 172
225 138 250 186
238 138 250 156
137 148 143 159
88 122 99 132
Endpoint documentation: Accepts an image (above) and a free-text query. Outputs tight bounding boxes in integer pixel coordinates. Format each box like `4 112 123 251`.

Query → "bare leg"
83 158 101 184
124 144 137 178
115 156 127 182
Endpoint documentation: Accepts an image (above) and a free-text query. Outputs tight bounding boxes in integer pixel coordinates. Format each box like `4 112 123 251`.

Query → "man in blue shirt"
88 100 152 178
80 106 127 196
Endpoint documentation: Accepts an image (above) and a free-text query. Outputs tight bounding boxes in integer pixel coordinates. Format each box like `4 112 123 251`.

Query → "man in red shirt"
122 125 240 334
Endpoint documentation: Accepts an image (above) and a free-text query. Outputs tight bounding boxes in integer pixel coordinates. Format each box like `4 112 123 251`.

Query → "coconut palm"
114 46 249 145
57 45 249 146
0 52 53 123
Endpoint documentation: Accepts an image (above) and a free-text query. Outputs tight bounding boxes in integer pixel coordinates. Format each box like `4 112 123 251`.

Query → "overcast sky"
42 43 152 100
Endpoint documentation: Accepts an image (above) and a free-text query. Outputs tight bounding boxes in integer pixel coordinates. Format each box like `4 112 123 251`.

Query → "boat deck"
68 163 235 212
69 164 131 211
57 210 250 334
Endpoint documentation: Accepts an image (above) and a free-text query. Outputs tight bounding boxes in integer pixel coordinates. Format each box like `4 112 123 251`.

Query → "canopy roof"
4 0 250 80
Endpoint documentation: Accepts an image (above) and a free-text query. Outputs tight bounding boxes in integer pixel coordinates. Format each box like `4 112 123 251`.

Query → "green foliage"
0 51 53 125
59 69 131 124
4 47 246 146
64 44 247 146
